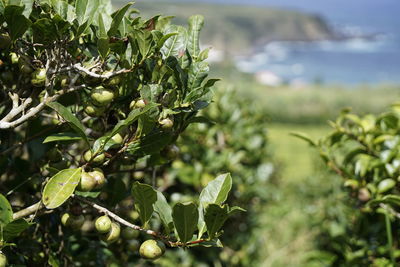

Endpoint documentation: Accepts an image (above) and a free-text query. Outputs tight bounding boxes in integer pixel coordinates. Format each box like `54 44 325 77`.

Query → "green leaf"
290 132 317 147
20 0 33 18
43 132 82 143
107 103 158 143
0 194 13 226
51 0 76 23
199 173 232 206
127 130 172 156
47 102 89 146
161 25 187 58
3 219 32 241
108 2 133 36
187 15 204 58
172 202 198 243
188 61 209 91
153 191 173 233
157 32 178 49
42 168 82 209
4 5 31 41
131 182 157 226
204 205 244 240
75 0 98 25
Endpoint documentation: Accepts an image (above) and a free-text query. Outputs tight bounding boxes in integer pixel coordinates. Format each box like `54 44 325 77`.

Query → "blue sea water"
176 0 400 84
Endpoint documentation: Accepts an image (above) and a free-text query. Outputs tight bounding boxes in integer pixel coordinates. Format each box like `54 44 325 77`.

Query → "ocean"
176 0 400 84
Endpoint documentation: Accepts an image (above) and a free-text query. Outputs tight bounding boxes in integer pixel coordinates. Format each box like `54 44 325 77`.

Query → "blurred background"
113 1 400 266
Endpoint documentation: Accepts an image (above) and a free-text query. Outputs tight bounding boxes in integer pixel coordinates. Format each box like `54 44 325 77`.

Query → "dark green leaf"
3 219 32 241
131 182 157 226
172 202 198 243
4 5 31 41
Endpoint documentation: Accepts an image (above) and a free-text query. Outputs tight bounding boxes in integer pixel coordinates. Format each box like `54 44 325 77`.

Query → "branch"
73 64 131 79
13 201 42 220
380 203 400 220
73 195 206 247
0 85 86 129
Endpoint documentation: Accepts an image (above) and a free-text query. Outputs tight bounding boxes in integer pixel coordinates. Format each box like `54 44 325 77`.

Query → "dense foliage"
156 87 276 266
0 1 243 265
304 104 400 266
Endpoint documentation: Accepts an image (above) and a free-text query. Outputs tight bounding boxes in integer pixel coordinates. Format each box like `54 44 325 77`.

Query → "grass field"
256 123 331 266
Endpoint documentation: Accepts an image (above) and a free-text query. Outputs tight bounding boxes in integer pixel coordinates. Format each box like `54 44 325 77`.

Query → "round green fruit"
90 86 115 105
95 215 112 233
101 222 121 243
132 171 145 181
0 33 11 49
61 213 85 230
111 133 123 145
31 68 46 87
78 172 97 192
0 252 7 267
139 239 166 260
121 227 140 240
134 99 146 108
162 144 180 160
89 168 106 189
159 118 173 129
84 105 105 117
127 239 140 251
10 52 19 64
83 150 105 165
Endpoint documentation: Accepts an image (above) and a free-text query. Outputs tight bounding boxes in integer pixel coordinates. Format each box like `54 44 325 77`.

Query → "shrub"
0 1 242 265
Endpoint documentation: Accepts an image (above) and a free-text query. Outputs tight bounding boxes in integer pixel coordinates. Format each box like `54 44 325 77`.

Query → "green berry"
78 172 97 192
135 99 146 108
31 68 46 87
95 215 112 233
89 168 106 189
90 86 115 105
101 222 121 243
159 118 173 129
139 239 166 260
111 133 123 145
84 105 105 117
83 150 105 165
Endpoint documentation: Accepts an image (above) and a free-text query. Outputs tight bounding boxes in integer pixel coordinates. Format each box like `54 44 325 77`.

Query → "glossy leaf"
172 202 198 243
131 182 157 226
43 132 82 143
42 168 82 209
0 194 13 226
199 173 232 207
108 2 133 36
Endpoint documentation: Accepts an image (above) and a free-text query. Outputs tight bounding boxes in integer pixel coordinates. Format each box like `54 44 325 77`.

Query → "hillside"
113 0 336 54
